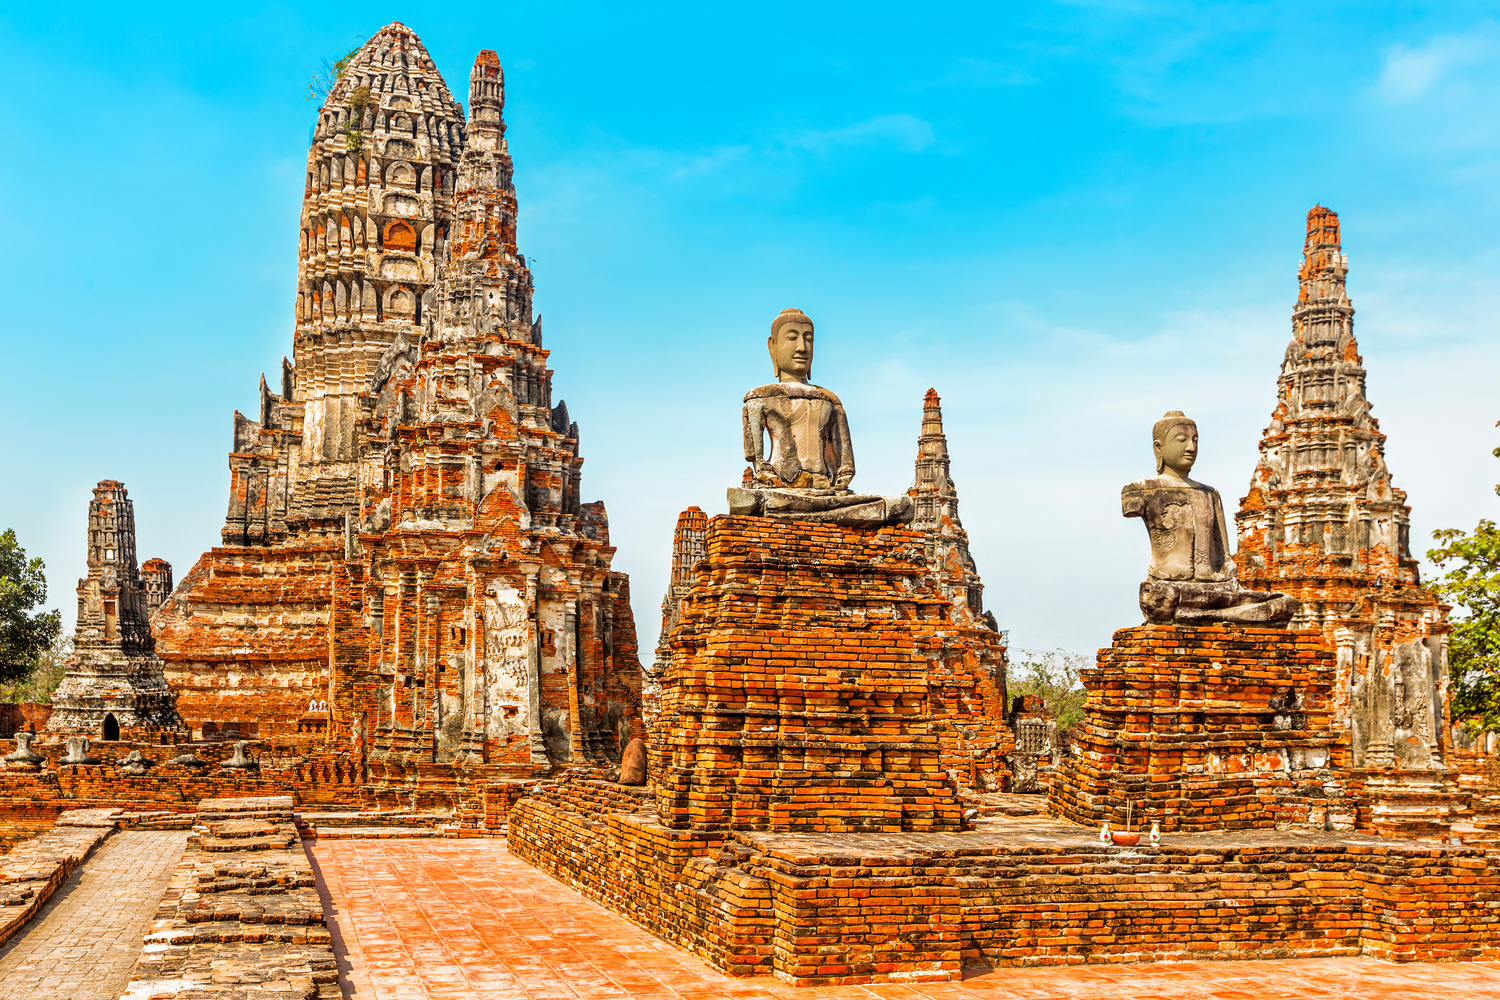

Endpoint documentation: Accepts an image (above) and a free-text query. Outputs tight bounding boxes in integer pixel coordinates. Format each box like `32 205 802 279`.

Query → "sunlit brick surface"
311 838 1500 1000
0 831 186 1000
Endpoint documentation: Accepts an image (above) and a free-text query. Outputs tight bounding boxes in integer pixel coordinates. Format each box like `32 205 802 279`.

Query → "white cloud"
1376 29 1499 104
782 113 936 155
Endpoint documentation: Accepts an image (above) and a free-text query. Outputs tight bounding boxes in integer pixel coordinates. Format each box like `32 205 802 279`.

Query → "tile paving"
0 829 187 1000
310 838 1500 1000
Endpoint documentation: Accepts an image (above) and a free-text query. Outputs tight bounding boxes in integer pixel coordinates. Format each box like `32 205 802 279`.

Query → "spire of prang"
911 388 959 530
1236 205 1451 770
469 49 505 137
290 22 468 473
907 389 987 620
1238 205 1413 605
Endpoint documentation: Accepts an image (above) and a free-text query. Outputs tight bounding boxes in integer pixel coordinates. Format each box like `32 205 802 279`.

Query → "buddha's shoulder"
744 382 843 404
1122 475 1217 495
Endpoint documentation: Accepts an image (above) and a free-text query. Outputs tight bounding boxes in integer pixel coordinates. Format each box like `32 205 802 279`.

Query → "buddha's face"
769 322 814 381
1154 423 1198 479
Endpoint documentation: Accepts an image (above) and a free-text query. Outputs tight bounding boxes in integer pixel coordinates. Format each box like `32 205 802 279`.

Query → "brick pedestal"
654 516 987 833
1050 624 1355 832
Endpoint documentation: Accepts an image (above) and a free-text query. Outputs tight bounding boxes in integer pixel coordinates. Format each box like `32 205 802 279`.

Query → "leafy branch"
1428 419 1500 733
306 45 361 104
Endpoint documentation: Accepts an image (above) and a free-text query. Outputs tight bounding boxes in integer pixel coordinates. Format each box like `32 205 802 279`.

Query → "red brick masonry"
1050 624 1352 832
654 516 1006 833
509 777 1500 986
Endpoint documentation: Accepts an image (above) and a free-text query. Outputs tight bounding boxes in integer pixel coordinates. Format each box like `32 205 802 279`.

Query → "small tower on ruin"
141 558 173 619
648 507 709 727
47 482 182 738
1236 206 1450 771
908 389 988 622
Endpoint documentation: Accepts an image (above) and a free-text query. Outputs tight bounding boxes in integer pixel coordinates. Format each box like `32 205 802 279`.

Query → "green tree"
1008 648 1090 730
0 632 70 704
0 529 61 684
1428 420 1500 733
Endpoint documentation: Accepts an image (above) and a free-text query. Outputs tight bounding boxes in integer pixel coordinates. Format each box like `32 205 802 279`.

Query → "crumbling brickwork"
121 797 339 1000
1050 624 1359 832
653 515 1008 832
47 482 182 738
148 25 642 813
1236 206 1451 771
511 775 1500 985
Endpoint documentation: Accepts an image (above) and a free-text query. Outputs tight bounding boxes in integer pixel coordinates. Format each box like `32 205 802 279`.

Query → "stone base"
726 488 914 528
1050 624 1352 832
1363 768 1473 840
509 776 1500 985
655 516 1004 833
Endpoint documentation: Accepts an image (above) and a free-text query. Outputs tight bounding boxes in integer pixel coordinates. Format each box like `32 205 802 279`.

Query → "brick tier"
1050 624 1358 832
654 516 1001 833
509 776 1500 986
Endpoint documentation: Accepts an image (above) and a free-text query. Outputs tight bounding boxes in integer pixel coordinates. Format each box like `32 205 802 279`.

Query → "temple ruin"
46 481 182 739
148 25 644 806
2 21 1499 991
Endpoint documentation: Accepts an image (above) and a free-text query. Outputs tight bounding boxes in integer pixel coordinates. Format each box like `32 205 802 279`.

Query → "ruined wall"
154 543 340 738
512 774 1500 986
1050 624 1355 833
654 515 1009 832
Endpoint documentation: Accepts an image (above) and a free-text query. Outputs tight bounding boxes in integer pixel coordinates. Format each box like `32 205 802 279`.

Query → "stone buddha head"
1152 410 1198 481
769 308 814 382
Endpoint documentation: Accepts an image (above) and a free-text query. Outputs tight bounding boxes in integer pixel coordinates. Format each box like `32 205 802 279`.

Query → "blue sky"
3 2 1498 659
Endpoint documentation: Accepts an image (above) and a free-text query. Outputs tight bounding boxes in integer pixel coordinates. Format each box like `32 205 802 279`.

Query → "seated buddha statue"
727 308 913 528
1122 411 1296 626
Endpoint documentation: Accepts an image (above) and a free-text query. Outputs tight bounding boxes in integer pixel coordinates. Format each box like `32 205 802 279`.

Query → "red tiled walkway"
309 839 1500 1000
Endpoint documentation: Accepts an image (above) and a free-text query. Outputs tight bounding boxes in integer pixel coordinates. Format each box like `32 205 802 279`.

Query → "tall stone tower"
48 482 181 738
223 21 469 543
908 388 987 623
1236 206 1450 771
155 29 644 789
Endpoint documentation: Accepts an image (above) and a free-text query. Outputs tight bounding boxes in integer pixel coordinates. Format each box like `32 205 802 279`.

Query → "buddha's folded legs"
1139 580 1297 627
727 487 914 528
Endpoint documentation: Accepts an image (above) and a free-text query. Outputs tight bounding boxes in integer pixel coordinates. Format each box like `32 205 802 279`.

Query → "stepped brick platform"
120 796 338 1000
654 516 1006 834
509 776 1500 986
1050 624 1359 832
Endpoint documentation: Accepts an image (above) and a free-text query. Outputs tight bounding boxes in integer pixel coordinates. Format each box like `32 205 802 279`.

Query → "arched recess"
385 285 416 321
386 161 415 188
103 714 119 741
384 221 417 253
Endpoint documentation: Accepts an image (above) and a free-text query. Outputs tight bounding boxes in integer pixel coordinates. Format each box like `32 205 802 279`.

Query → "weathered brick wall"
510 781 766 975
0 704 53 737
655 516 1011 833
1050 624 1355 832
1454 747 1500 795
510 775 1500 985
0 731 370 839
154 543 339 738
